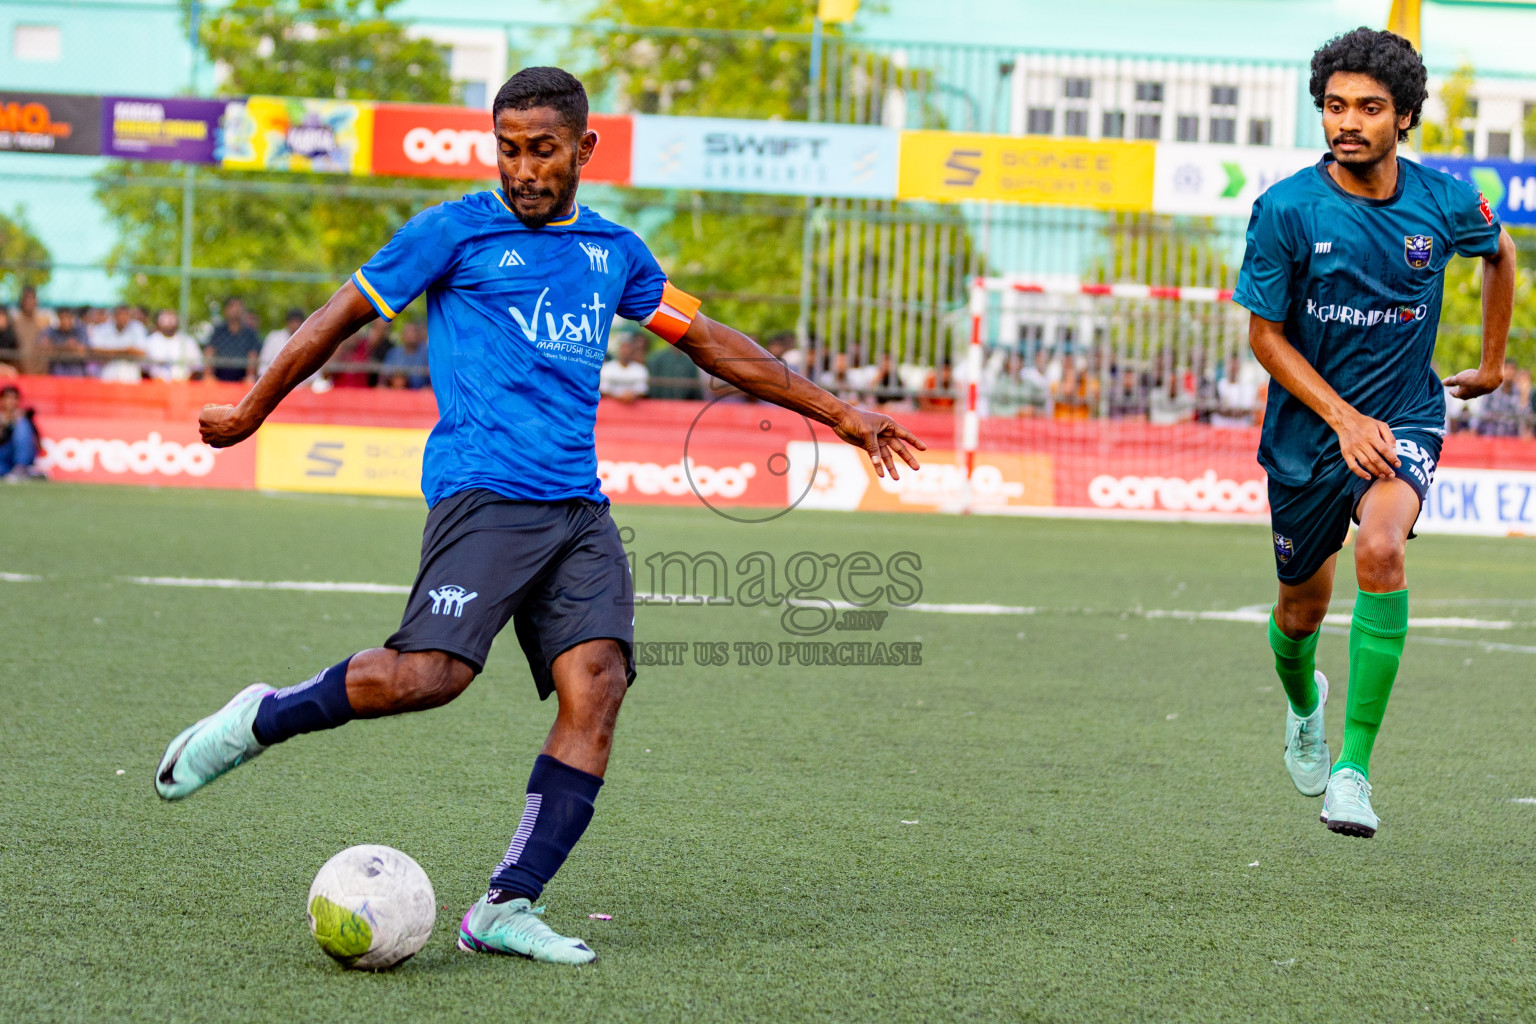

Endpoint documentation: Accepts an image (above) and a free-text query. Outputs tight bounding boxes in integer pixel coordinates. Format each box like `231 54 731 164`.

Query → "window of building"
1135 81 1163 103
1463 129 1477 153
1248 118 1272 146
1102 110 1126 138
460 81 487 109
1063 78 1092 100
12 24 61 61
1210 85 1239 107
1209 117 1236 144
1026 107 1055 135
1064 109 1088 136
1135 113 1162 140
1487 131 1512 159
1176 115 1200 142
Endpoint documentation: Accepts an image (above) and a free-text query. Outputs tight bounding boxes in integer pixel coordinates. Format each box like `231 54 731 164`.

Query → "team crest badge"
1404 234 1433 269
1273 532 1295 565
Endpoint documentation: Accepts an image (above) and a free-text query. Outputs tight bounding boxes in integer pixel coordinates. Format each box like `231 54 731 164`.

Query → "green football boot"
1321 766 1379 838
1283 670 1331 797
155 683 272 800
457 895 597 965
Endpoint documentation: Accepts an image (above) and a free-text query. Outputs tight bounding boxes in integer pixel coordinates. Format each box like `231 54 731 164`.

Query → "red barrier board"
32 415 256 489
371 103 632 184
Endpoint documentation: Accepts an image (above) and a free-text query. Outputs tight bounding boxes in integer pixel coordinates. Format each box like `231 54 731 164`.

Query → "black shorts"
1268 428 1442 584
386 489 635 699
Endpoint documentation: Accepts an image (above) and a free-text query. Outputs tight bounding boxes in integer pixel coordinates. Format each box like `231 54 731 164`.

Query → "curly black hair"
1310 28 1427 142
493 66 588 137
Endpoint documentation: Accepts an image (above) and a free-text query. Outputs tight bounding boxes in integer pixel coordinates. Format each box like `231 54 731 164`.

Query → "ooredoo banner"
101 96 227 163
0 91 101 155
34 417 255 489
631 114 899 198
371 103 632 184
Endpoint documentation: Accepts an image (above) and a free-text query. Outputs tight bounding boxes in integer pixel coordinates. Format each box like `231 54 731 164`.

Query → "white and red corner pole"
960 277 985 515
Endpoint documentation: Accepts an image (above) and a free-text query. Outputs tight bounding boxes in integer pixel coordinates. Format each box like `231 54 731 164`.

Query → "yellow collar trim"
493 190 579 227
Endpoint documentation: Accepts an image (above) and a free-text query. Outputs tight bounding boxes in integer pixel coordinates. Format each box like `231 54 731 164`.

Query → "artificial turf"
3 483 1536 1022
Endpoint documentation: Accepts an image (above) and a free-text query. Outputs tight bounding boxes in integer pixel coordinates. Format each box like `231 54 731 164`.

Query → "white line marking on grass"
121 576 410 595
1144 608 1516 630
0 572 41 582
1509 798 1536 805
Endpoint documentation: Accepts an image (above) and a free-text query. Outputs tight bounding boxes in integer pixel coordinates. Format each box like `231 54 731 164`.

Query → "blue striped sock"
488 754 603 902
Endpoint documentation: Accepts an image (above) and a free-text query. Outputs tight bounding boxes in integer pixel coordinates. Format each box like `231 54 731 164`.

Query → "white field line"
4 575 1526 652
1510 798 1536 805
121 576 410 594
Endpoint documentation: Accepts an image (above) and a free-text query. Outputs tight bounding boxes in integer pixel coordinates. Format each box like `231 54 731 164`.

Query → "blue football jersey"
352 192 673 506
1233 156 1501 487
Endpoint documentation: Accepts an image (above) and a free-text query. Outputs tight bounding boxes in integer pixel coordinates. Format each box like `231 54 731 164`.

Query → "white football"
307 844 436 970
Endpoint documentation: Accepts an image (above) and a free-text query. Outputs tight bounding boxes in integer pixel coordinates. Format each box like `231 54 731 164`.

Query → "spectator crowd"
5 286 1535 442
0 288 431 390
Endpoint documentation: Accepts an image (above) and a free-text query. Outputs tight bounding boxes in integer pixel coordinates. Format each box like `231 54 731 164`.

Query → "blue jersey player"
1234 29 1514 839
153 67 925 963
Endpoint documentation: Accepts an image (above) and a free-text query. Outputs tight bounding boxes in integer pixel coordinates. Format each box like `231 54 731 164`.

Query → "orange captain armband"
641 281 702 344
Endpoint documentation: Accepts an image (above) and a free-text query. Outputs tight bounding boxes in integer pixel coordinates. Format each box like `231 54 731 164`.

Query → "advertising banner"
631 114 899 198
789 443 1053 513
372 103 632 184
0 91 101 155
222 97 374 174
898 131 1155 210
33 417 256 489
1412 156 1536 227
100 96 226 163
1152 144 1319 217
255 423 425 497
1417 467 1536 536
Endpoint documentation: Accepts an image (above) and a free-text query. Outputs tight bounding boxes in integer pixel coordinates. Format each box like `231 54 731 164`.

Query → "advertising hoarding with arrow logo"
1151 144 1319 217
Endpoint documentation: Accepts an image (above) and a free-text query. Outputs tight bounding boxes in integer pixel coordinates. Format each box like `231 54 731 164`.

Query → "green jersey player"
1233 28 1515 838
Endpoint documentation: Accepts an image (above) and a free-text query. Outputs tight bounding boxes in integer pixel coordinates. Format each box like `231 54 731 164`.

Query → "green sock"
1268 610 1320 716
1335 589 1410 778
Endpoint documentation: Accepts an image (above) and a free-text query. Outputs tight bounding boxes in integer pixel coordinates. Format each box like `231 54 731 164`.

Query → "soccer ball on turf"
307 844 436 970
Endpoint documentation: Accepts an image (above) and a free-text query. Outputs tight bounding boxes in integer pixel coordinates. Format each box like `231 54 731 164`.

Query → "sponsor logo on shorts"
1394 437 1437 489
1273 532 1294 564
428 584 478 617
1404 234 1434 269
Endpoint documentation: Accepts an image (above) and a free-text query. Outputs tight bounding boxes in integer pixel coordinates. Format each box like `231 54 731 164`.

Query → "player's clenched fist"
199 403 257 448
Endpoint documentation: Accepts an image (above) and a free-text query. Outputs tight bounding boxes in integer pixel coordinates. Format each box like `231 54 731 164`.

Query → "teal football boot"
1283 670 1331 797
155 683 272 800
1321 766 1379 838
457 895 597 965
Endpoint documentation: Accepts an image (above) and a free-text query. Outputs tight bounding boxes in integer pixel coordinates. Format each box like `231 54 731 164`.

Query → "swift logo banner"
632 115 899 198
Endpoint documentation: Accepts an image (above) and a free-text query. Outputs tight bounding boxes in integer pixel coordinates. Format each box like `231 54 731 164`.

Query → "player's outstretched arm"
1443 227 1516 400
673 312 925 479
1248 313 1400 482
198 280 378 449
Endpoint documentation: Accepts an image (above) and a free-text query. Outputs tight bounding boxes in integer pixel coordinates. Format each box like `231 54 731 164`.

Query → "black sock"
487 754 604 902
251 656 355 746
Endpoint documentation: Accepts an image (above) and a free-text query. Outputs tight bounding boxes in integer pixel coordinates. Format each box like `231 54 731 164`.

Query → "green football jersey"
1233 155 1501 487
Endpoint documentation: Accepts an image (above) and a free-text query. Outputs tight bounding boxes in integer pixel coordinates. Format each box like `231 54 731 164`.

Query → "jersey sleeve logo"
1477 191 1494 225
1403 234 1433 269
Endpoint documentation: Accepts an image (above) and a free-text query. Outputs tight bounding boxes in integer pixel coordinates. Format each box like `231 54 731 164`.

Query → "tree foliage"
0 207 51 297
1415 63 1536 371
99 0 464 328
572 0 964 346
1419 62 1476 157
